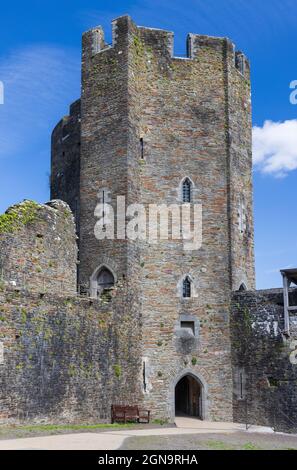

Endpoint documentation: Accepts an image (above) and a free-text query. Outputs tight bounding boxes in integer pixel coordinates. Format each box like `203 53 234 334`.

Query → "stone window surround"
177 176 195 204
238 282 248 291
238 195 247 235
177 273 198 299
178 314 200 338
89 263 117 298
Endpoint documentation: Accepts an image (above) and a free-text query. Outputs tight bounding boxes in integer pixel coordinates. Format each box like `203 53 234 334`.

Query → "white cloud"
253 119 297 177
0 45 80 158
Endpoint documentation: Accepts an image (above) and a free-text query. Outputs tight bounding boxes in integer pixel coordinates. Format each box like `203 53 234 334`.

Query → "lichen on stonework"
113 364 122 378
132 35 144 55
0 200 41 234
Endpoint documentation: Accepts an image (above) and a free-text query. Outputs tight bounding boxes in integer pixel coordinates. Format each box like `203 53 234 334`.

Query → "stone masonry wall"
79 19 131 288
0 280 142 424
126 18 252 421
0 200 77 296
51 16 255 423
227 50 255 291
231 289 297 433
51 100 81 233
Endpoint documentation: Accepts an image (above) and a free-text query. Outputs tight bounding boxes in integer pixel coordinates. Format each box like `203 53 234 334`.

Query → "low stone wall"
231 289 297 433
0 282 142 424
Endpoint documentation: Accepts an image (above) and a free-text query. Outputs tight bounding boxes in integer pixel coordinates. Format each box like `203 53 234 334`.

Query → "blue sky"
0 0 296 288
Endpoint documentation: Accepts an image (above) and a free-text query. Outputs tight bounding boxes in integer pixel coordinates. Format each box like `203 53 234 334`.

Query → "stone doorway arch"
171 370 208 421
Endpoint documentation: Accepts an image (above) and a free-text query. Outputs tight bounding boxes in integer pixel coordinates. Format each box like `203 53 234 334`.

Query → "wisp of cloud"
0 45 80 159
253 119 297 177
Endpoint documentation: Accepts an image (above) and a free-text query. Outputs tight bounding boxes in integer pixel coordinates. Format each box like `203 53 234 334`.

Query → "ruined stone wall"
0 281 142 424
0 200 77 296
51 100 81 232
231 289 297 433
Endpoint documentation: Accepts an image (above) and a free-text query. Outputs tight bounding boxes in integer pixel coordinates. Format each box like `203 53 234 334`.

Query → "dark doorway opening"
175 375 202 418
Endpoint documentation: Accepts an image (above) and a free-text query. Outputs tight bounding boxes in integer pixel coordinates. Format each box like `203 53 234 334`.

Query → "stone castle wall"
127 18 253 421
67 15 255 422
231 289 297 433
0 281 142 424
51 100 81 232
0 198 142 424
0 17 271 427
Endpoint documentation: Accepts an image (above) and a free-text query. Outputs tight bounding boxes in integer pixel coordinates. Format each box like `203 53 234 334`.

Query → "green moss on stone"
133 35 144 56
0 200 41 234
113 364 122 378
20 308 27 323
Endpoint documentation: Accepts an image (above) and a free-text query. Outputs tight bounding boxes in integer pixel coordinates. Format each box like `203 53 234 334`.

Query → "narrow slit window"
183 276 191 298
140 138 144 159
239 372 244 400
182 178 192 203
143 361 147 392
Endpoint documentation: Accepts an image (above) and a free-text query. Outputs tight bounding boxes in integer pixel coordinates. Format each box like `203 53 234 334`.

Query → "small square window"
180 321 195 335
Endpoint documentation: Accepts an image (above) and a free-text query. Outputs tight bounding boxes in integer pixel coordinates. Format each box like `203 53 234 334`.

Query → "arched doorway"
175 374 202 418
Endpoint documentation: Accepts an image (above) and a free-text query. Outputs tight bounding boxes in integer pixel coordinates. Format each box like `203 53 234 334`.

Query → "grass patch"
152 419 169 426
242 442 262 450
206 440 235 450
0 422 137 439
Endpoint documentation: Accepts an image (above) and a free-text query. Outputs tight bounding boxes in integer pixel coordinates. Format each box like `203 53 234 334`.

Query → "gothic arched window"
182 178 192 203
239 283 247 292
183 276 192 298
97 267 115 293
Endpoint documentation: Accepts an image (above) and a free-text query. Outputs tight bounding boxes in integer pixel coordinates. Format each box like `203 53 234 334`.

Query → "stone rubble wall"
231 289 297 433
0 281 142 424
0 200 77 296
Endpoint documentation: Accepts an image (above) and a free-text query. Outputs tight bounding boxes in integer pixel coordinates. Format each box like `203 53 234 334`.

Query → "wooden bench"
111 405 150 424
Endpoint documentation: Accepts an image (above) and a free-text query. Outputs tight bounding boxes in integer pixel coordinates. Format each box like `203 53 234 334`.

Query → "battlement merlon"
82 15 250 78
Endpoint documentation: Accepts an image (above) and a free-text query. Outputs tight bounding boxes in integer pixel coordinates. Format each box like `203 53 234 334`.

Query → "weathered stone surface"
0 281 141 424
51 100 81 233
231 289 297 433
0 16 261 426
61 15 254 422
0 200 77 296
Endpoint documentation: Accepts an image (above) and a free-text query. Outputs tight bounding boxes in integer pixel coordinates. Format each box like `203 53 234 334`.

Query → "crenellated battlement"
82 15 249 77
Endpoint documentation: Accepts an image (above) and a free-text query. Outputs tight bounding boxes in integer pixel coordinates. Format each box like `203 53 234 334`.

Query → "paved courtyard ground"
120 432 297 450
0 418 296 450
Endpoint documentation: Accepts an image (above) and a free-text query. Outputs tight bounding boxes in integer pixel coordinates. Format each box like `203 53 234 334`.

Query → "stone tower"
51 16 254 422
